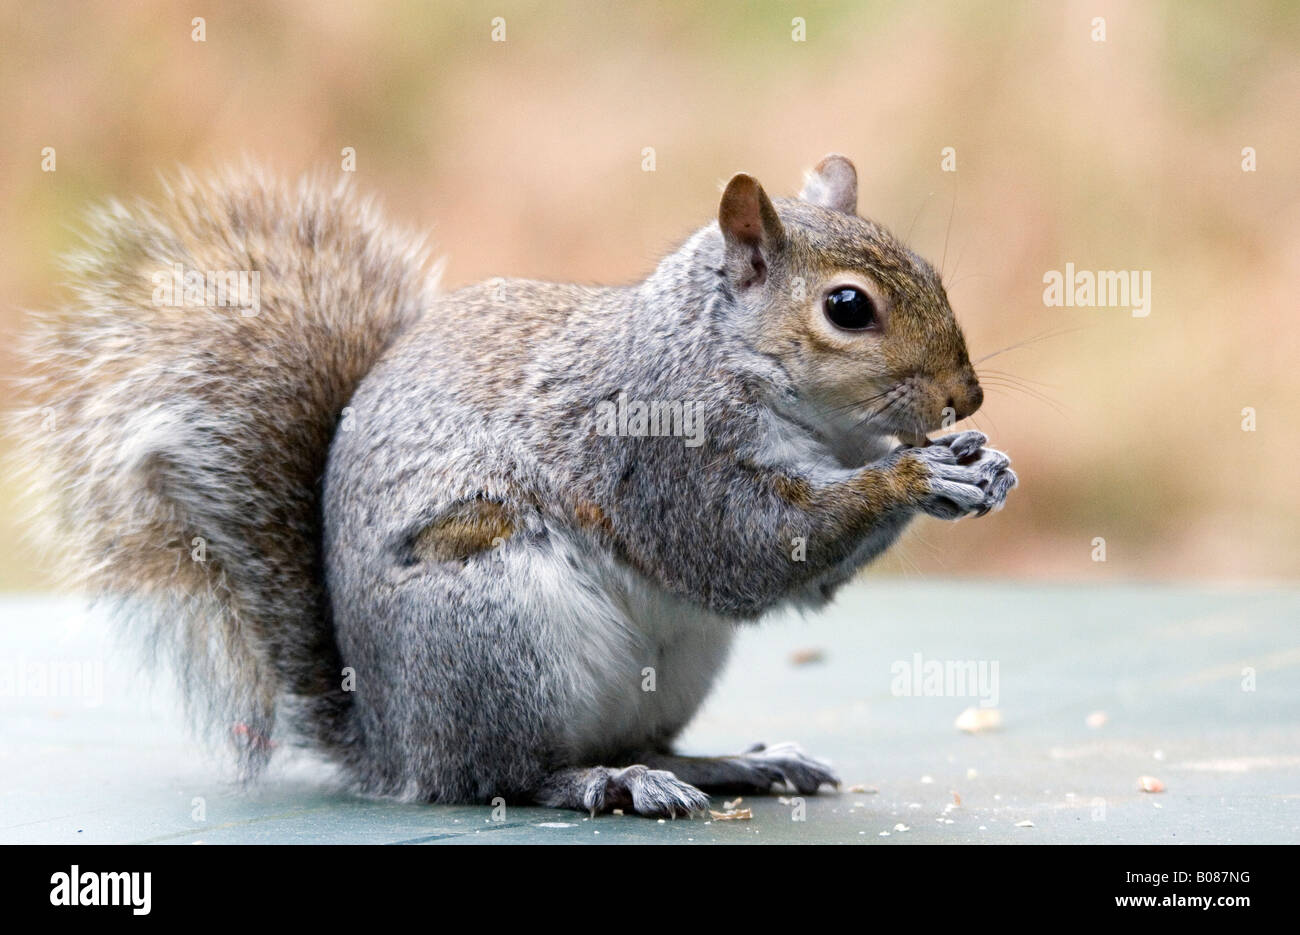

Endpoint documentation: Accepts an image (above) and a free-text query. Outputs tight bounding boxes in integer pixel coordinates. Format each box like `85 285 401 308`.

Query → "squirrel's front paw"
909 431 1017 520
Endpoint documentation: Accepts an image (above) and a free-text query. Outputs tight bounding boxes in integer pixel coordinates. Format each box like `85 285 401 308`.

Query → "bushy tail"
18 166 438 774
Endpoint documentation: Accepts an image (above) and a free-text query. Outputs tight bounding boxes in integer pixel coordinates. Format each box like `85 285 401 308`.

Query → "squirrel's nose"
946 380 983 421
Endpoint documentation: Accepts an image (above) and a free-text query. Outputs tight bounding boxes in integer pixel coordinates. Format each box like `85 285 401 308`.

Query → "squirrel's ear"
718 173 786 290
799 153 858 215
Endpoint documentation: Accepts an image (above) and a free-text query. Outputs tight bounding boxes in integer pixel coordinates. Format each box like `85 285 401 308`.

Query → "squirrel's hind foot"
638 742 841 796
535 765 710 818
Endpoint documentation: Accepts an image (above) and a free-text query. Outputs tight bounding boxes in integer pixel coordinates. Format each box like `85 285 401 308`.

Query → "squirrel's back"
20 166 439 773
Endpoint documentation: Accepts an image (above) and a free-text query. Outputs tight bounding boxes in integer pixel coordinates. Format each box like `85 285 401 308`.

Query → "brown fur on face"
747 196 983 441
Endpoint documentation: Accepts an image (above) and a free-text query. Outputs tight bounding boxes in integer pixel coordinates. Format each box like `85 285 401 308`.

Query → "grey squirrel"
22 155 1015 816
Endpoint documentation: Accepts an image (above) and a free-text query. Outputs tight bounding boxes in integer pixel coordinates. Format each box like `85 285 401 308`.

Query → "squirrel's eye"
823 287 876 330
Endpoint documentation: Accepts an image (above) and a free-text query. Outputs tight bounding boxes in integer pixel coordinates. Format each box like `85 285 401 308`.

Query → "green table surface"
3 580 1297 844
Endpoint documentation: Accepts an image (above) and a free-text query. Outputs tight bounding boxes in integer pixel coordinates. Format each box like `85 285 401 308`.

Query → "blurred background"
1 0 1297 589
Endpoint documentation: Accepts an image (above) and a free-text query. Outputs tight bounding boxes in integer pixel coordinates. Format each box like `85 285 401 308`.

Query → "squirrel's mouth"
865 371 971 447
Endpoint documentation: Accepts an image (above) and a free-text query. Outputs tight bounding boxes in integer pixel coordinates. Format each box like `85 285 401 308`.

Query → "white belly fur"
518 528 735 762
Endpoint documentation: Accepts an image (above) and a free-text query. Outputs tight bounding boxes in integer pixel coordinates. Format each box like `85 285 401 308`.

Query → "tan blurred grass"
2 0 1297 589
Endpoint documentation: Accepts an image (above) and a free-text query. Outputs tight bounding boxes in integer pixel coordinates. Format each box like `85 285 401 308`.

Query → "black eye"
823 287 876 330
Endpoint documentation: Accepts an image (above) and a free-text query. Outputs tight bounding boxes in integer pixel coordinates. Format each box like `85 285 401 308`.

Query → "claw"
939 430 988 462
740 741 840 794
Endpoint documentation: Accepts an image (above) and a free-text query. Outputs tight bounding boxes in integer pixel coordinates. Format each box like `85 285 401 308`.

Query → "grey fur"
20 159 1016 816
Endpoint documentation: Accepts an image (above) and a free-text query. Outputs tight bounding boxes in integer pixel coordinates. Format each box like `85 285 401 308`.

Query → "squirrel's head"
717 154 981 446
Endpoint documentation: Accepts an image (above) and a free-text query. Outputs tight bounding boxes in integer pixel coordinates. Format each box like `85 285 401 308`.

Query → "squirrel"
21 155 1015 816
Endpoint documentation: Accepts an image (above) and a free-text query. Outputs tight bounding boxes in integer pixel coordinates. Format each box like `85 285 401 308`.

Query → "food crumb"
1015 820 1035 828
788 647 826 666
955 707 1002 733
846 784 878 794
1137 775 1165 793
709 808 753 821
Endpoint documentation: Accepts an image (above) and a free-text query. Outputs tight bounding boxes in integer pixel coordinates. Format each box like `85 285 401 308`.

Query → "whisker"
965 411 995 437
944 271 991 291
978 367 1057 389
904 191 937 245
977 372 1061 401
979 380 1068 417
849 392 905 436
821 389 894 416
941 186 956 278
948 240 968 286
973 326 1086 365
